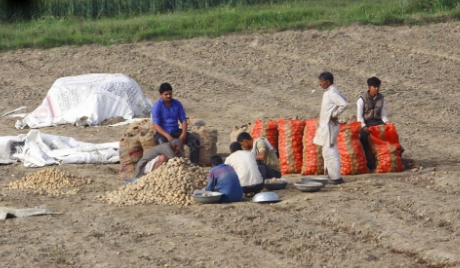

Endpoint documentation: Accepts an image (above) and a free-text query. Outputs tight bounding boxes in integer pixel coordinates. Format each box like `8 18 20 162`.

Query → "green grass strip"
1 0 460 51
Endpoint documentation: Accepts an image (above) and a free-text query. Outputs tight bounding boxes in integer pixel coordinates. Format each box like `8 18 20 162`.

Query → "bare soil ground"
1 22 460 267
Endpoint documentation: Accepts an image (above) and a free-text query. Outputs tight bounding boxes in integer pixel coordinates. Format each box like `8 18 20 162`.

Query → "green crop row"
1 0 459 22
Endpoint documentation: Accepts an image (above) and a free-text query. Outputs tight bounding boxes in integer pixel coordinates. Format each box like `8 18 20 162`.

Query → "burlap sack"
229 122 252 142
119 134 143 179
191 126 218 166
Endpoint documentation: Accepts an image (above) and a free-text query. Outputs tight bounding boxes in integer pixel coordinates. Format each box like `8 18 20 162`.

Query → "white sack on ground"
16 73 152 129
0 130 119 167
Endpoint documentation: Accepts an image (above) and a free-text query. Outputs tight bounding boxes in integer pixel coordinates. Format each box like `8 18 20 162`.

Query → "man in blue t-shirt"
151 82 200 164
205 155 243 203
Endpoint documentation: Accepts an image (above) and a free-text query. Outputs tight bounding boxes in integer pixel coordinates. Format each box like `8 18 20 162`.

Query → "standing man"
152 82 200 164
357 76 392 171
205 155 243 203
313 71 348 185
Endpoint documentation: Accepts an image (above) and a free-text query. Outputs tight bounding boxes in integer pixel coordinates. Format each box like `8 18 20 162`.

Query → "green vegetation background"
1 0 459 51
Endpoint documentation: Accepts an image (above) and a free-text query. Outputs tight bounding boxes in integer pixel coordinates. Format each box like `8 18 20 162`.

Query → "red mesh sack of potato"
337 122 369 175
369 124 404 173
301 118 324 175
251 119 278 151
277 118 304 174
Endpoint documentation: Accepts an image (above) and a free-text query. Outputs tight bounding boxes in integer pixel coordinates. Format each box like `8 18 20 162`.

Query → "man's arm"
356 98 366 127
153 124 174 141
331 92 348 118
254 140 267 162
381 100 390 123
179 120 188 144
204 172 215 191
177 101 188 143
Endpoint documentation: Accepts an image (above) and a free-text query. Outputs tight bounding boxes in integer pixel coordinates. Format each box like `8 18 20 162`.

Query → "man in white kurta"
313 72 348 185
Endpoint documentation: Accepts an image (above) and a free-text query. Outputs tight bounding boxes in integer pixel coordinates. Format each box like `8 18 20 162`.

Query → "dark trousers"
257 162 282 179
242 182 264 194
359 128 374 170
155 130 200 164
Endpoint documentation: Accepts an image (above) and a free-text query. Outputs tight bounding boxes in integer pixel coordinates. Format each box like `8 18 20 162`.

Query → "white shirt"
313 84 348 147
225 151 263 187
356 97 389 127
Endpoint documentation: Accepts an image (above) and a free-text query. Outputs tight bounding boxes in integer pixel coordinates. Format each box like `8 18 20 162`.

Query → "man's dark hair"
236 132 253 142
159 82 173 94
367 76 381 87
210 155 224 166
229 142 242 152
318 72 334 84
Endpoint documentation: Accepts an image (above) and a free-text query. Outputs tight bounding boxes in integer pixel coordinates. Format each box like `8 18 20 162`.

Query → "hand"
331 116 339 126
165 134 174 142
362 126 369 133
179 132 187 144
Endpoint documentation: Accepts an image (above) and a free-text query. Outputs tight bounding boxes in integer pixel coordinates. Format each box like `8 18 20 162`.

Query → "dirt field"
1 22 460 267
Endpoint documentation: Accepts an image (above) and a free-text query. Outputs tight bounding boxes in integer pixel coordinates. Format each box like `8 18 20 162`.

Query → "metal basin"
294 182 323 192
301 177 329 186
192 191 223 204
252 192 281 203
264 178 288 190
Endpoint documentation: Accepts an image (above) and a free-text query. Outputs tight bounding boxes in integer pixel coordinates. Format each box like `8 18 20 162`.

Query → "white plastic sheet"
0 130 119 167
16 73 152 129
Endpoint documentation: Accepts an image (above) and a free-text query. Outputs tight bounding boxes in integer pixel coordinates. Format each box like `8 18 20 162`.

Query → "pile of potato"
3 167 92 196
97 157 209 207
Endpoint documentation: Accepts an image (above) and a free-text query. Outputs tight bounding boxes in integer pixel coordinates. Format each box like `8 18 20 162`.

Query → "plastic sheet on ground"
15 73 152 129
0 130 119 167
0 205 61 221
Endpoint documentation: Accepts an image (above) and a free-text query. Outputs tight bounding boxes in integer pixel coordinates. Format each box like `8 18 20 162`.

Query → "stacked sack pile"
119 119 156 179
97 157 208 206
238 116 404 175
188 118 219 167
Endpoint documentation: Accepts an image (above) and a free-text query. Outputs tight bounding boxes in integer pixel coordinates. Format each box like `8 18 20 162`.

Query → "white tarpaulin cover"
16 73 152 129
0 130 119 167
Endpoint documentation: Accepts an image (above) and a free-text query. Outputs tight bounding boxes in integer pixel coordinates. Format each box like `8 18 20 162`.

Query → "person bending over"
205 155 243 203
132 139 184 179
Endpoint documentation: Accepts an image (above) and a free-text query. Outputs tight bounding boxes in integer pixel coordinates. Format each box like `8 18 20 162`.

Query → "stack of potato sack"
251 119 278 151
119 119 156 179
277 118 305 174
188 119 218 166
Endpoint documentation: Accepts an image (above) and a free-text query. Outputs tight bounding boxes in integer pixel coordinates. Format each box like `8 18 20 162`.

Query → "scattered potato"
3 167 91 196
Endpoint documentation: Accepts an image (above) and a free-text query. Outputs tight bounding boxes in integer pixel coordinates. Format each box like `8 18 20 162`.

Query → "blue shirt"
205 164 243 203
151 98 187 134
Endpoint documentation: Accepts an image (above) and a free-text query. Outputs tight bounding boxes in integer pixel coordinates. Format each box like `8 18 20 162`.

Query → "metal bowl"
264 178 288 190
294 182 323 192
252 192 281 203
192 191 223 204
301 177 329 186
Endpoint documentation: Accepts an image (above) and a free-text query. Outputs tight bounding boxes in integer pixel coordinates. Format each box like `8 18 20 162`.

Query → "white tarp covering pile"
15 73 152 129
0 130 119 167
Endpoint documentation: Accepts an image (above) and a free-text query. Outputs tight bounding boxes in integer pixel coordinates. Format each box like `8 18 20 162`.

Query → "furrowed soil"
1 23 460 267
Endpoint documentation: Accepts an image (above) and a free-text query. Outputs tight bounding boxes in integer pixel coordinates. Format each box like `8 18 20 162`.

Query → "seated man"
132 139 184 179
236 132 282 179
151 82 200 164
205 155 243 203
358 76 399 171
225 142 264 196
